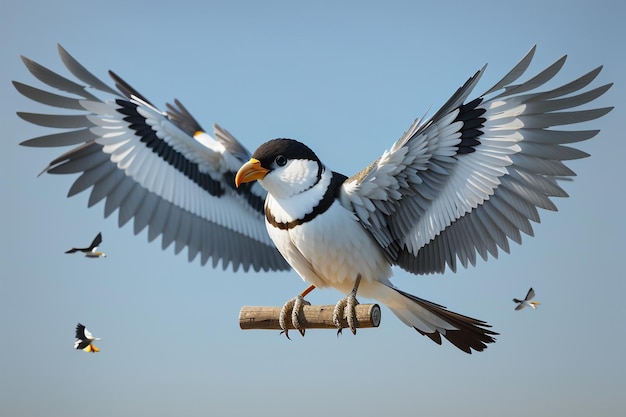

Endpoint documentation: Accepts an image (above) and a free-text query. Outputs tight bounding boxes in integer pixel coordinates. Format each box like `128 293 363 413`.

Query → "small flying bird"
16 45 612 353
513 288 541 310
74 323 101 353
65 232 106 258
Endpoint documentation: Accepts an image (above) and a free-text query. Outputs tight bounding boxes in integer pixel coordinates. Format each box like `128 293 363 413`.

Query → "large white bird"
16 45 611 353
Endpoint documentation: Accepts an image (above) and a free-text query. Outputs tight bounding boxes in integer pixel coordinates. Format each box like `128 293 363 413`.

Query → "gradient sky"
2 1 625 416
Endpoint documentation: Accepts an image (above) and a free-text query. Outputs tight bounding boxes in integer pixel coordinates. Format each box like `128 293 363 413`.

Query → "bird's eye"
275 155 287 167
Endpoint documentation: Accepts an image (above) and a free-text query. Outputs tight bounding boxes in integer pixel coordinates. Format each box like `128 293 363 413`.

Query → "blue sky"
2 1 625 416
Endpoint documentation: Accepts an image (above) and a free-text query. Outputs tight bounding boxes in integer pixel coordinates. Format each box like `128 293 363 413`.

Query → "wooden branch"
239 304 381 331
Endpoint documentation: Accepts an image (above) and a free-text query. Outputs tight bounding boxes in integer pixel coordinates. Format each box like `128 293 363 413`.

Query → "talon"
292 295 310 337
346 290 360 335
333 274 362 336
333 297 347 335
279 287 315 339
279 298 296 340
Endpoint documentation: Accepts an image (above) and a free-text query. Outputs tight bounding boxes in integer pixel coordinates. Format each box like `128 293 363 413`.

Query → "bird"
65 232 106 257
74 323 100 353
513 288 541 310
15 45 612 353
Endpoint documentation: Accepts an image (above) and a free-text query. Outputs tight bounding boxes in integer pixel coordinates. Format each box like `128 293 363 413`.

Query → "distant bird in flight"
513 288 541 311
74 323 100 353
16 45 611 353
65 232 106 258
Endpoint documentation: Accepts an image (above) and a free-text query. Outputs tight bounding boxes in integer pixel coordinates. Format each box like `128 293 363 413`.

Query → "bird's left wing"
526 287 536 301
16 45 289 272
341 46 612 275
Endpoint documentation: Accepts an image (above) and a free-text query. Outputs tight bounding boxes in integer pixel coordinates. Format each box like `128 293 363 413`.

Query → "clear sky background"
2 1 624 416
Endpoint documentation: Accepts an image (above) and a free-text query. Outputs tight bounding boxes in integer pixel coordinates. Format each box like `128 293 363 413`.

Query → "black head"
252 139 320 171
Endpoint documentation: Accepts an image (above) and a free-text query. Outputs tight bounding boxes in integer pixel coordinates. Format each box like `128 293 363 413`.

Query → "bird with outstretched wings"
74 323 100 353
16 45 611 353
65 232 106 257
513 288 541 310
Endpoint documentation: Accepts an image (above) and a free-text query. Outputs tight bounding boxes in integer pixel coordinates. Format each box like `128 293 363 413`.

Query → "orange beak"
235 158 269 187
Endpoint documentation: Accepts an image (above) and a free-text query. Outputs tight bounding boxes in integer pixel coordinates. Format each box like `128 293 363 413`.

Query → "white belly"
266 201 392 296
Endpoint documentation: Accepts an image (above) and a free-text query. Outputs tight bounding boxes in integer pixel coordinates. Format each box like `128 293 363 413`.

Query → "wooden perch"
239 304 381 331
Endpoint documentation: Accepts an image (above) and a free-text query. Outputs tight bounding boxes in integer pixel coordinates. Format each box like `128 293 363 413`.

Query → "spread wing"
341 46 612 275
65 247 85 254
75 323 88 340
525 287 536 301
88 232 103 250
16 45 289 272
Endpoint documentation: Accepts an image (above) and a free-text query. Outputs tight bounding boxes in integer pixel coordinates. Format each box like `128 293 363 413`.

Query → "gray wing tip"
56 43 70 60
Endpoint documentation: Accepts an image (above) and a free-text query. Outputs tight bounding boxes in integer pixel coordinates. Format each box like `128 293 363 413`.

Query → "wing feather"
13 81 85 110
21 128 98 148
20 55 99 100
57 44 120 96
492 55 567 99
105 173 135 221
17 112 88 128
92 168 126 211
482 45 536 95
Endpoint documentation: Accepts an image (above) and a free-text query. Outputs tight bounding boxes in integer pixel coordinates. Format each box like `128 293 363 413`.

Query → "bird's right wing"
16 45 289 272
75 323 87 339
526 287 536 301
89 232 103 250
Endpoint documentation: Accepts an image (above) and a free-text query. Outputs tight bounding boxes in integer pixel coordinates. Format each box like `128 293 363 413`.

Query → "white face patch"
259 159 321 200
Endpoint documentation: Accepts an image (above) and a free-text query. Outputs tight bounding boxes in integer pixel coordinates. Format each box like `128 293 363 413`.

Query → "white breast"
266 200 392 295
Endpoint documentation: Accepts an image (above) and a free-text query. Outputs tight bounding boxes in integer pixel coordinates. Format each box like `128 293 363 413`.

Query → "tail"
376 285 497 353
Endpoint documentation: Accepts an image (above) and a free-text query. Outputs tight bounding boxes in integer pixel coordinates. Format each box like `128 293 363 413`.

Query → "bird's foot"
333 274 362 336
279 286 315 339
